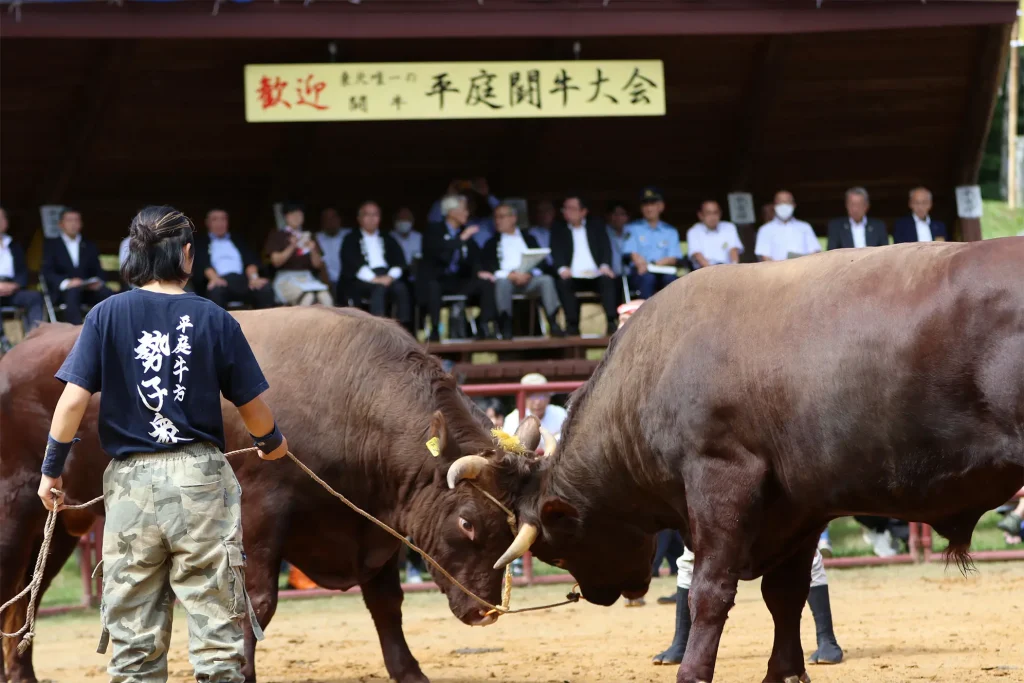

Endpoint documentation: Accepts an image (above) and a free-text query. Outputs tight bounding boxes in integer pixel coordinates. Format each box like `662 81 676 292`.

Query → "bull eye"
458 516 475 540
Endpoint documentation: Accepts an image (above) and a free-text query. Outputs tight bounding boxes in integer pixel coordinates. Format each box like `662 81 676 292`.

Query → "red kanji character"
296 74 329 111
257 76 291 110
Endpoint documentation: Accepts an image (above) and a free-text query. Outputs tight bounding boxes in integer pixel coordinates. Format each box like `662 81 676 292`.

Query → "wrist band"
251 423 284 454
42 435 80 478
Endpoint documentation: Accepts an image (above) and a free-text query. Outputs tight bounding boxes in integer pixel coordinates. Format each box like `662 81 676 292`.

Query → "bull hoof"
395 673 429 683
808 641 844 665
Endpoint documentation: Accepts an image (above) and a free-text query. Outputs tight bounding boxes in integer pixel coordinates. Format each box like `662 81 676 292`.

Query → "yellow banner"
244 60 665 122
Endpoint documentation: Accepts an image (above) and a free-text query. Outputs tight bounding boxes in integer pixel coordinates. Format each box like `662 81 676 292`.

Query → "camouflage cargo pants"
99 442 263 683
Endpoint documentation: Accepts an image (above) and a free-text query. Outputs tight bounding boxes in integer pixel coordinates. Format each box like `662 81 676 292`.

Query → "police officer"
623 187 683 299
38 205 288 683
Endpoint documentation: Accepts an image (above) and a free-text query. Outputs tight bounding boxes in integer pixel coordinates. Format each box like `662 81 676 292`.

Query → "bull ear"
429 410 460 461
513 415 542 453
540 497 579 528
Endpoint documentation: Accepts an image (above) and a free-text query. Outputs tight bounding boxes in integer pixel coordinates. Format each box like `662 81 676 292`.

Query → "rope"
0 447 580 652
0 490 103 654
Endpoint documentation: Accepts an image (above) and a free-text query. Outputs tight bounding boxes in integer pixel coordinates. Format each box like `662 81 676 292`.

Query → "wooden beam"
953 23 1012 241
730 35 788 192
0 2 1017 40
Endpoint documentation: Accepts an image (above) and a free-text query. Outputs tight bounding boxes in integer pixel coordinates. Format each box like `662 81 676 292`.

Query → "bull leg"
677 457 766 683
2 524 80 683
360 552 428 683
760 542 816 683
241 531 285 683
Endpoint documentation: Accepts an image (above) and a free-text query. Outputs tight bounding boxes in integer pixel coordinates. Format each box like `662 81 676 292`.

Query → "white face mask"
774 203 795 221
394 220 413 234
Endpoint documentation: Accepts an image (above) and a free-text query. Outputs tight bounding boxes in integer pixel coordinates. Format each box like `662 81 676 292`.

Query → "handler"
36 205 288 683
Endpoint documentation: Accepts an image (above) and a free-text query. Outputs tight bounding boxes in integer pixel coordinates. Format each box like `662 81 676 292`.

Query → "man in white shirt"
0 206 44 338
827 187 889 250
479 203 563 339
755 191 822 262
316 206 349 292
550 195 619 335
340 201 411 331
686 200 743 268
194 209 274 309
502 373 568 441
892 187 948 244
40 208 113 324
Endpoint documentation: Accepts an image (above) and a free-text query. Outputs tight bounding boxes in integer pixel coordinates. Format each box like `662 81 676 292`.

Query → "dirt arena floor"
27 562 1022 683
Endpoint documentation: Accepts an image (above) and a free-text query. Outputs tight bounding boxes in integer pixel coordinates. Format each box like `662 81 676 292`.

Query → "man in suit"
0 206 44 337
479 202 563 340
420 194 497 341
892 187 948 244
550 194 618 336
340 201 412 331
827 187 889 250
193 208 275 310
41 208 113 324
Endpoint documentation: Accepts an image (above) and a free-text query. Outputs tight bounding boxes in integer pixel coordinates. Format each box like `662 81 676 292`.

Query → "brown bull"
0 306 541 683
491 238 1024 683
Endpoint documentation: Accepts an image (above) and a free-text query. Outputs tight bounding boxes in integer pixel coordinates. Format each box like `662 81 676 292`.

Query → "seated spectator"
429 177 499 226
474 397 505 430
264 202 333 306
528 199 557 251
340 201 412 331
480 203 564 340
420 195 497 341
755 190 821 261
606 200 632 276
623 187 683 299
686 200 742 268
503 373 568 439
893 186 947 244
465 188 497 248
390 207 422 275
42 208 113 324
551 194 618 336
827 187 888 250
0 206 44 335
118 235 131 269
315 206 349 294
194 209 274 310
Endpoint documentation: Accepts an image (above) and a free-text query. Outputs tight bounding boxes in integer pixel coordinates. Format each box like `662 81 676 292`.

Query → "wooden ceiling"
0 23 1009 249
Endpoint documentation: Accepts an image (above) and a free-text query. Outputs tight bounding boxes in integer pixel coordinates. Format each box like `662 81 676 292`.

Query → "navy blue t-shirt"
56 289 269 457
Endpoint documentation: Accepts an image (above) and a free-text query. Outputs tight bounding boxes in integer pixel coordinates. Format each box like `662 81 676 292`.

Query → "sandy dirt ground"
25 562 1023 683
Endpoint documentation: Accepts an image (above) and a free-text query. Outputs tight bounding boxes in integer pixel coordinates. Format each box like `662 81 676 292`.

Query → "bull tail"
943 542 976 577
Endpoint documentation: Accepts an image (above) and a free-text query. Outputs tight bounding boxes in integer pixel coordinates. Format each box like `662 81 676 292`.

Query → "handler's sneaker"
862 528 899 557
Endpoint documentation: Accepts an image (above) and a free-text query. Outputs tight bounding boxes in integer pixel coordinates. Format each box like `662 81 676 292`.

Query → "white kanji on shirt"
134 331 171 373
149 412 192 444
173 356 189 382
176 315 194 334
173 335 192 356
173 384 186 402
137 376 168 413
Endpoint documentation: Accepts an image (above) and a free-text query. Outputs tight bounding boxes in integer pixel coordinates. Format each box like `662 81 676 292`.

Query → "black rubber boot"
652 588 690 665
807 585 844 664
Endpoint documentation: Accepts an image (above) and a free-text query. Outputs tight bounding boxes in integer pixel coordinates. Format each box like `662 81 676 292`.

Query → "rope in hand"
0 447 581 653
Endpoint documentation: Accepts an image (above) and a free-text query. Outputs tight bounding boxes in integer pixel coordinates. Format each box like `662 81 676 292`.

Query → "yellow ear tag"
426 437 441 457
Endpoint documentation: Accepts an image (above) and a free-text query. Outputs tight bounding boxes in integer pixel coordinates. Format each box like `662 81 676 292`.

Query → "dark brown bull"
491 238 1024 683
0 306 541 683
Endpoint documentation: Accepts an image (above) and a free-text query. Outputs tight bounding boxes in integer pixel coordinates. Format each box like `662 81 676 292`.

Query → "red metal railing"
41 373 1024 613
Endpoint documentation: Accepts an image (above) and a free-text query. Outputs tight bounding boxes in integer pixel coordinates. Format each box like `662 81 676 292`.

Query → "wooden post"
1009 26 1019 208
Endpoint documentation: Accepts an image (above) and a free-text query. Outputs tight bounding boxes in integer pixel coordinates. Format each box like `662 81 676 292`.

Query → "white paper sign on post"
954 186 983 219
38 205 65 239
727 192 756 225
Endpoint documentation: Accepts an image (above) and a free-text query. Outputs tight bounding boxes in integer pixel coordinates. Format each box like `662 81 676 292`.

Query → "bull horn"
493 523 539 569
538 427 557 457
446 455 489 489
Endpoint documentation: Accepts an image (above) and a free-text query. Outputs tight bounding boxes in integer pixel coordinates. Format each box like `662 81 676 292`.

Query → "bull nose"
467 608 499 627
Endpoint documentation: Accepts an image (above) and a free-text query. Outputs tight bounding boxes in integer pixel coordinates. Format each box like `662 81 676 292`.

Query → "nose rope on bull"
1 448 581 654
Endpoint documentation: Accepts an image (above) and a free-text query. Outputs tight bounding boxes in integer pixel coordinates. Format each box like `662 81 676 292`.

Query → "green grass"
981 199 1024 239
